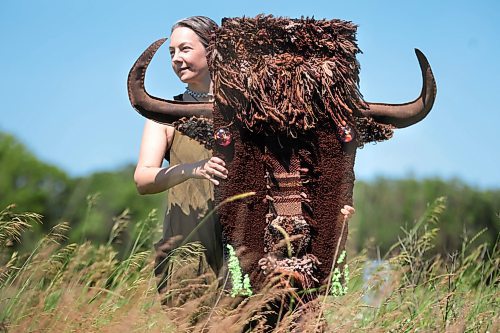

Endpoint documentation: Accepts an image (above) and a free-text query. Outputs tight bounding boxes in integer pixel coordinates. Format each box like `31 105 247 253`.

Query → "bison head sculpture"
128 16 436 293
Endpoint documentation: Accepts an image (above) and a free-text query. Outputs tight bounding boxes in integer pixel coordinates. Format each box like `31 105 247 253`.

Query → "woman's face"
169 27 209 86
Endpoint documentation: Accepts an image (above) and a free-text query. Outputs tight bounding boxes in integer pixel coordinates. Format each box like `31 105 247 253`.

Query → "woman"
134 16 226 293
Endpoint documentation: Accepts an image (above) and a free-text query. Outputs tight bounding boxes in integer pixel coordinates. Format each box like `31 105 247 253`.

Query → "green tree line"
0 132 164 253
1 131 498 256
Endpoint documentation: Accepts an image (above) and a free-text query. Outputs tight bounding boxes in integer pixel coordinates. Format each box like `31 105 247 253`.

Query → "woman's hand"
341 205 355 221
192 156 228 185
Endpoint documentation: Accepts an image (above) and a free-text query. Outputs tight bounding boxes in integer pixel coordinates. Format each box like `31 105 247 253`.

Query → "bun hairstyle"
171 16 218 48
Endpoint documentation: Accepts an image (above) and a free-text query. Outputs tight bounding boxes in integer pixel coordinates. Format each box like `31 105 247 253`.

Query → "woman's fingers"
206 167 227 179
208 177 220 186
201 170 217 184
210 156 226 167
192 157 228 185
207 160 228 175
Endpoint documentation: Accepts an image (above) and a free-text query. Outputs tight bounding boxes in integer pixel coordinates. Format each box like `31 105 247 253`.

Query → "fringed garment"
154 95 223 296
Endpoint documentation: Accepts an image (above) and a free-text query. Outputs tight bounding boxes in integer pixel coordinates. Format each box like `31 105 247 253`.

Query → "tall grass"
0 197 498 332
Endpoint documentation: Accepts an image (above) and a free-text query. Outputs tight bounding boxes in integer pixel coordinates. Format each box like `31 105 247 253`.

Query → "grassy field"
0 197 498 332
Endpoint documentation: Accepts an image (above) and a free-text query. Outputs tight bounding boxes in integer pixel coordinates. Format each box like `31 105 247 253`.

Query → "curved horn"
127 38 213 125
362 49 437 128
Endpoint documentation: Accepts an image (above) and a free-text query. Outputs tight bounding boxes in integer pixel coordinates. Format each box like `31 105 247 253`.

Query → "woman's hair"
171 16 218 48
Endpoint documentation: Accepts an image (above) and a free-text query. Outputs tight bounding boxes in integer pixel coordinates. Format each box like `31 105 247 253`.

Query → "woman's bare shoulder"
143 119 174 135
141 91 183 144
140 120 174 150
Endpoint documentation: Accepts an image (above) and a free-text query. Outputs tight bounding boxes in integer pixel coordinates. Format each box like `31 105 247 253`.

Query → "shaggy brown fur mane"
208 15 393 145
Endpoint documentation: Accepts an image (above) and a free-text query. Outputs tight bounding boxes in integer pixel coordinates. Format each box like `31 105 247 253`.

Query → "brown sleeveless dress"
153 108 223 294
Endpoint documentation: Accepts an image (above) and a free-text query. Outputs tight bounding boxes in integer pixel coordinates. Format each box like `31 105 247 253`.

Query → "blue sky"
1 0 499 188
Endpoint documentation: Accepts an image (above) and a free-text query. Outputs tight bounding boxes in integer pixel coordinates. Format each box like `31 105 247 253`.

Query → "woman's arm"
134 120 227 195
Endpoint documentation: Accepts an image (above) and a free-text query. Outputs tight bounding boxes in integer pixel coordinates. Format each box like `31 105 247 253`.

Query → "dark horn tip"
415 48 437 98
363 48 437 128
414 48 431 70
